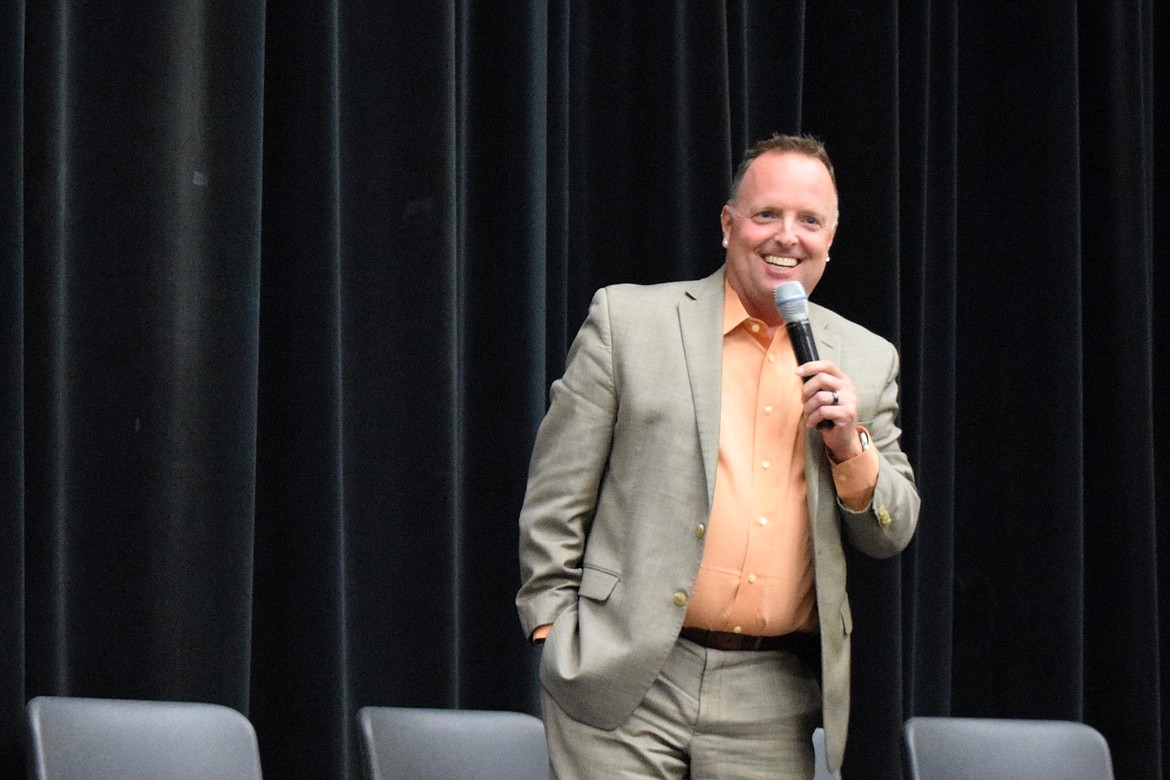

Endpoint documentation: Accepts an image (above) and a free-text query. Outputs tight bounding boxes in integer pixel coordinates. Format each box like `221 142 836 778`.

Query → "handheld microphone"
773 281 833 429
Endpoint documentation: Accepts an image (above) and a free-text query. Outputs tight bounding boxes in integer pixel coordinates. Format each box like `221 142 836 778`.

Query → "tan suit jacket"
517 267 919 773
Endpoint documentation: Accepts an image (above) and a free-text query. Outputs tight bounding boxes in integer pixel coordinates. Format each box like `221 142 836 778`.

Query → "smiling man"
518 134 920 779
721 145 837 324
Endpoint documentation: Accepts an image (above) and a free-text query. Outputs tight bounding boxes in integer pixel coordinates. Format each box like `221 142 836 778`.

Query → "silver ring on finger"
831 390 840 405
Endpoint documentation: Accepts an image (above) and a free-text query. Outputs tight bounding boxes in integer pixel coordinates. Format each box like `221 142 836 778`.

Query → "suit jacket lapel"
808 303 842 364
678 268 725 505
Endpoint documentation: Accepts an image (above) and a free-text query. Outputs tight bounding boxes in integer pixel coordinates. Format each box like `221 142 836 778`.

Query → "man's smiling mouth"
763 255 799 268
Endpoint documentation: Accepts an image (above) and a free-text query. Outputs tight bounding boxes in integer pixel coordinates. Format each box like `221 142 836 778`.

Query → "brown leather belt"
679 627 820 658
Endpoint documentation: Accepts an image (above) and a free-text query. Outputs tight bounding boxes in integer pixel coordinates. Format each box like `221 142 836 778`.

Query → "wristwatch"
827 427 870 464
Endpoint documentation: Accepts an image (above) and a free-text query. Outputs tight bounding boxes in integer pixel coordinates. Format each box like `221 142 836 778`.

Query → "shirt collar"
722 278 759 336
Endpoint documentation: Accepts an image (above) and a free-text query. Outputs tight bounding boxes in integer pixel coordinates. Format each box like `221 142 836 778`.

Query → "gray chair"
357 706 547 780
26 695 263 780
903 716 1114 779
812 726 842 779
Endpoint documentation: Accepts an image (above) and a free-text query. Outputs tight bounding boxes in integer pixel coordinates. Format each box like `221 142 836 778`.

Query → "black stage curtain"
2 1 1166 778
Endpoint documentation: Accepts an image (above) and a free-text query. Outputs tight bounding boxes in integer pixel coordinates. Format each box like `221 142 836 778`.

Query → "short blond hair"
728 133 837 205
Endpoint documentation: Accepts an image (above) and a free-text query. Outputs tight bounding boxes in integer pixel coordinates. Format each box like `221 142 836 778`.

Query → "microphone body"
785 319 820 369
773 281 833 428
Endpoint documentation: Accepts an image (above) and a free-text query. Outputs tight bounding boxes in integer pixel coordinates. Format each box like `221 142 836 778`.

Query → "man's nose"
773 218 798 245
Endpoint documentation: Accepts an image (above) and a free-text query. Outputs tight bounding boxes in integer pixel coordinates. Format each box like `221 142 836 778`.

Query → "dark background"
3 1 1166 778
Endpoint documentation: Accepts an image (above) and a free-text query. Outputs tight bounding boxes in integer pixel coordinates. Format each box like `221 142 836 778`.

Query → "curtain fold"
1157 0 1170 766
4 1 1165 778
898 0 958 724
1077 0 1160 771
21 0 265 699
1 4 25 777
952 0 1086 719
252 2 350 777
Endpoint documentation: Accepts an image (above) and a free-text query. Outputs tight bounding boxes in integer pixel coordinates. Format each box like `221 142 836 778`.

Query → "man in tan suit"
517 134 920 778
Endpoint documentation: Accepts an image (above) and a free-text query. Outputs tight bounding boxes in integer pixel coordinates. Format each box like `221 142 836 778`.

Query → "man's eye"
752 211 777 224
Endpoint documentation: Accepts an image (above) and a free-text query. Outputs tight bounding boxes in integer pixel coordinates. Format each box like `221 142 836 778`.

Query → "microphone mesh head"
773 281 809 323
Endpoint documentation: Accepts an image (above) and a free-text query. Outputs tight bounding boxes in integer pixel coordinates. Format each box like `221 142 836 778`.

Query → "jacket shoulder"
599 267 724 309
808 301 898 352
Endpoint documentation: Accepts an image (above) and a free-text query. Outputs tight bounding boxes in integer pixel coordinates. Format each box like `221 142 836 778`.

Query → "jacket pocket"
579 566 620 602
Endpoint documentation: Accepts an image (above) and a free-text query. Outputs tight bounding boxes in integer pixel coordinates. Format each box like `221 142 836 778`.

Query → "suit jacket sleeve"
516 287 617 639
837 343 919 558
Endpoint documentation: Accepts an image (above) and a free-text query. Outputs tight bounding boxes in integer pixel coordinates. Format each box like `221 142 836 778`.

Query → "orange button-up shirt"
683 282 877 636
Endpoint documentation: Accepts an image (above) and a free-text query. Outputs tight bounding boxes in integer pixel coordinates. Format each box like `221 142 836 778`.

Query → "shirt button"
761 460 771 469
694 524 706 539
763 405 773 414
747 574 757 584
733 626 743 634
759 516 768 526
768 355 775 363
673 592 688 607
750 322 760 333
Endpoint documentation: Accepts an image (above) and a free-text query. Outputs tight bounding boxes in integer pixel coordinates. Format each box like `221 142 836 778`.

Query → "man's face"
720 151 838 325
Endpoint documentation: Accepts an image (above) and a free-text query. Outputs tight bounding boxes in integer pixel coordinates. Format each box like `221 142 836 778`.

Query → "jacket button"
694 524 706 539
877 506 893 527
673 592 688 607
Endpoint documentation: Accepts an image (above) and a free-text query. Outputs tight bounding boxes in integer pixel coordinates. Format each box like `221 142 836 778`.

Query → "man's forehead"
746 151 833 183
745 165 832 193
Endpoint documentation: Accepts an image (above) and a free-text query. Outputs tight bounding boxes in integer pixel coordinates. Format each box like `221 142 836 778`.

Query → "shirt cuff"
829 432 880 511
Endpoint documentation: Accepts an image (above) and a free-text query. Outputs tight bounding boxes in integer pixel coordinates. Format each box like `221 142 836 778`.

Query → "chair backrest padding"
903 716 1114 780
27 696 263 780
358 706 547 780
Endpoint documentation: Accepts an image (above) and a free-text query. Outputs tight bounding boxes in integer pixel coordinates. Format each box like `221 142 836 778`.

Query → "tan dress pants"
541 636 822 779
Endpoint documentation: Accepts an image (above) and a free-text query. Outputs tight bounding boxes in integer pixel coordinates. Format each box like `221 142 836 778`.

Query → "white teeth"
764 255 798 268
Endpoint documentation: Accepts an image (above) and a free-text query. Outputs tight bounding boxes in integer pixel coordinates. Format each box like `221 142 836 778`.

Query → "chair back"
26 695 263 780
812 726 842 779
357 706 547 780
903 716 1114 779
